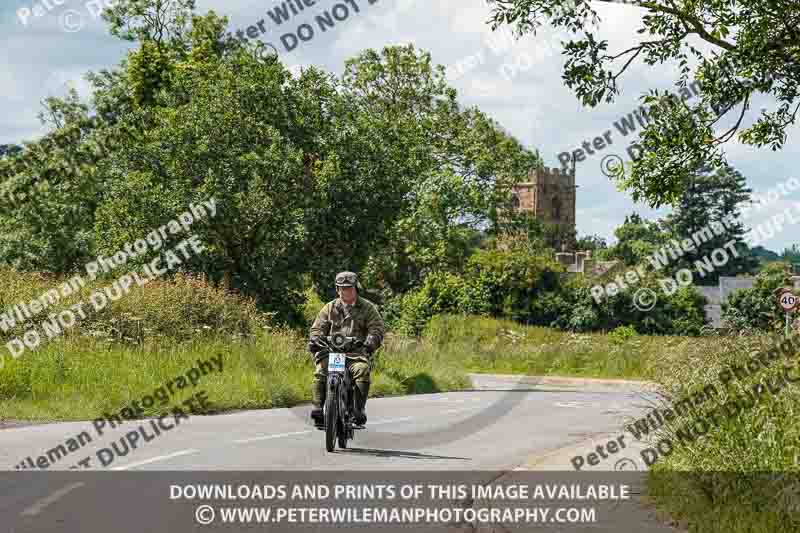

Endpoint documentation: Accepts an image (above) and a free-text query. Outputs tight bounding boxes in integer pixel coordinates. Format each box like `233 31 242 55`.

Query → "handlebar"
312 335 369 363
316 334 363 352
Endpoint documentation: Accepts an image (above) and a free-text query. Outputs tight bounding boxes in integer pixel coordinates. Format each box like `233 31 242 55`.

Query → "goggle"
335 273 357 286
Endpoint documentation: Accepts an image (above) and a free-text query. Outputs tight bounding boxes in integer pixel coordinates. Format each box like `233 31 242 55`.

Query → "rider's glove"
353 338 374 356
308 336 321 354
363 334 380 355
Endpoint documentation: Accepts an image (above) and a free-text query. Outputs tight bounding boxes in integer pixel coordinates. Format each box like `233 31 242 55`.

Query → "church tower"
510 166 576 230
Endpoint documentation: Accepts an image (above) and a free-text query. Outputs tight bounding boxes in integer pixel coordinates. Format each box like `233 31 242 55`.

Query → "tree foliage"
0 1 539 323
662 163 759 283
601 212 666 266
488 0 800 206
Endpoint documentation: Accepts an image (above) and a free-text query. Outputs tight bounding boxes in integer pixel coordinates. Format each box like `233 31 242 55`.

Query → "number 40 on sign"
779 290 798 312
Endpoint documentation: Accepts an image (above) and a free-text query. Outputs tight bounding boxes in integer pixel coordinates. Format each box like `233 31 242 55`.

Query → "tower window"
552 196 562 220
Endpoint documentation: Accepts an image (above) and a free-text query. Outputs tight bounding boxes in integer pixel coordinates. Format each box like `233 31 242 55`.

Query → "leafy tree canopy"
0 1 539 323
602 212 666 266
488 0 800 207
661 163 759 283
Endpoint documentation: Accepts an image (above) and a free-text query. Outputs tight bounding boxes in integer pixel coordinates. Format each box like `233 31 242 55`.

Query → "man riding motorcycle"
307 271 385 427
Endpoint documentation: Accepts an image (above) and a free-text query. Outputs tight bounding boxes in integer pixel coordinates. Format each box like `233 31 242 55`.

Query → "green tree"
346 45 540 295
497 209 575 253
88 11 435 319
0 90 112 272
751 245 781 263
2 1 541 324
662 164 759 284
576 234 607 252
780 244 800 269
488 0 800 206
603 213 666 266
0 145 21 159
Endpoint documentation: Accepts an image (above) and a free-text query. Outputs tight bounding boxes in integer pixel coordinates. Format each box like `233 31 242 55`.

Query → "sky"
1 0 798 252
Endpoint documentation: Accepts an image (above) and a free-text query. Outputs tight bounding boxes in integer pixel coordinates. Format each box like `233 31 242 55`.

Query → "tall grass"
642 333 800 532
1 304 675 422
422 314 687 380
0 328 474 421
0 268 267 345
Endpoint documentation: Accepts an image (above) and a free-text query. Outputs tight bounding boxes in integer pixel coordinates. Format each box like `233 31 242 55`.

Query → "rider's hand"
308 336 322 354
353 338 373 356
363 334 379 355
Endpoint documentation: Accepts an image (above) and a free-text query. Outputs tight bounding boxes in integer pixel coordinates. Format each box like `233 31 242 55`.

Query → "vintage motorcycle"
314 333 366 452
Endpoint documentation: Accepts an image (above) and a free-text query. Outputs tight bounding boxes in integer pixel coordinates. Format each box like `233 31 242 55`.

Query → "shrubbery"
387 246 708 337
722 262 793 332
0 268 269 345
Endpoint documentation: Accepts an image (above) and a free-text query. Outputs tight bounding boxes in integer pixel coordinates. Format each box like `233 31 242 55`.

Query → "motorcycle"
314 333 366 452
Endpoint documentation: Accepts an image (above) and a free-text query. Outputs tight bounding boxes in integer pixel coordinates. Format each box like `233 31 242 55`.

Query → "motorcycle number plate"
328 353 346 373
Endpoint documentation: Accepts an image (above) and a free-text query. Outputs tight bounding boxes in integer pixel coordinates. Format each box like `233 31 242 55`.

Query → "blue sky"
2 0 798 251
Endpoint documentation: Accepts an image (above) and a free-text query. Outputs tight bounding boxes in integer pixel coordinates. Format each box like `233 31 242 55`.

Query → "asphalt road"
0 374 655 472
0 374 668 532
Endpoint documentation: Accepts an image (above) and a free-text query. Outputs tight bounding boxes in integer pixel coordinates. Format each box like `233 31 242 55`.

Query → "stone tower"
510 166 576 230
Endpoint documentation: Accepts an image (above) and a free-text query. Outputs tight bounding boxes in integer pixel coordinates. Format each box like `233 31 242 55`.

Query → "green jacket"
309 295 385 355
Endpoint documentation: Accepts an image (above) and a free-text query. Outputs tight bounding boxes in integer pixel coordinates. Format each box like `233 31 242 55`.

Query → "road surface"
0 374 677 532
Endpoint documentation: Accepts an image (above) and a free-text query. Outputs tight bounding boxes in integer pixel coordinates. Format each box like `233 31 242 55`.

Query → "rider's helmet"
335 271 358 288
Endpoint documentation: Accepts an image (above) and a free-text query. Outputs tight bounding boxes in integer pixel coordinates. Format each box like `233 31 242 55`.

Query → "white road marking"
21 482 85 516
233 430 313 444
441 406 484 415
111 449 199 471
555 402 590 408
369 416 415 426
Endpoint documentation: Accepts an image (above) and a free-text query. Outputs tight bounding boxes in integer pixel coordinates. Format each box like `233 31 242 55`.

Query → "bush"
462 247 564 321
608 325 637 344
393 272 469 336
570 274 708 336
0 268 269 345
389 244 709 337
722 262 793 332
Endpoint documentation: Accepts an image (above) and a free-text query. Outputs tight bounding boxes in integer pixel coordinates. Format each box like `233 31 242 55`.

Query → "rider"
307 271 385 426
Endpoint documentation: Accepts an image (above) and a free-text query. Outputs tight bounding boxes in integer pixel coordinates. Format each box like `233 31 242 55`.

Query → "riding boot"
354 381 370 425
311 380 326 426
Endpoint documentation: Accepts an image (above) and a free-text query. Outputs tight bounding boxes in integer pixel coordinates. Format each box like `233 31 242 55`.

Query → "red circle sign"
779 291 798 311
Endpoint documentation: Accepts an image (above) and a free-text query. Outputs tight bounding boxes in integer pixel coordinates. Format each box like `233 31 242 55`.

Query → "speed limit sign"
779 291 798 312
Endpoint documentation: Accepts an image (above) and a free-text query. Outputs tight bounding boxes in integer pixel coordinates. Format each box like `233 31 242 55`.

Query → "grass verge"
634 333 800 532
0 312 675 422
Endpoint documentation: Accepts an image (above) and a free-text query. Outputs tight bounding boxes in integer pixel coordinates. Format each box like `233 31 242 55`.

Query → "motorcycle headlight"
331 333 347 350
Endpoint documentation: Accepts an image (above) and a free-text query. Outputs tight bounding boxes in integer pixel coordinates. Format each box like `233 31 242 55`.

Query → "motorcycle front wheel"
337 385 349 449
324 379 338 452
